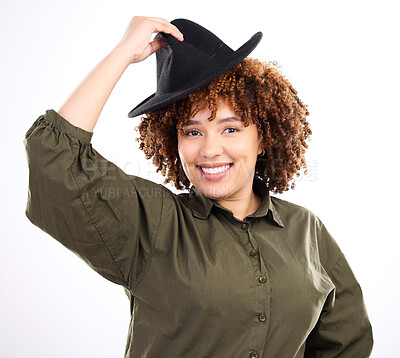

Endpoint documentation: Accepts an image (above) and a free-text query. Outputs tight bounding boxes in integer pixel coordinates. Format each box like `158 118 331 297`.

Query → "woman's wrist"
111 43 138 67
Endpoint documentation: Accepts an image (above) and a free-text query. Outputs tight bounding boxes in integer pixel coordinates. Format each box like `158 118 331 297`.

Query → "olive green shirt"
24 109 373 358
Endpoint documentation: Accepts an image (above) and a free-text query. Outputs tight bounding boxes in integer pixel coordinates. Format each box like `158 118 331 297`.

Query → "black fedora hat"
127 18 263 118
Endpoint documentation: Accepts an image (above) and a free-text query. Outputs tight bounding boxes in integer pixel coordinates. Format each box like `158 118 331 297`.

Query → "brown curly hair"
135 58 311 194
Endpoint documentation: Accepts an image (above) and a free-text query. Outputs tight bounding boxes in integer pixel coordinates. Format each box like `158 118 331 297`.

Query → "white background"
1 0 399 357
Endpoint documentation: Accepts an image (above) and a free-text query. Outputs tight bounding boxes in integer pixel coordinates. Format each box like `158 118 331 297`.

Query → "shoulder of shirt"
271 195 342 269
270 195 323 227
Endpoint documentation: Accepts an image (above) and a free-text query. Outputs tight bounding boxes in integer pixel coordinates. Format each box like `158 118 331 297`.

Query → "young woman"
24 16 373 357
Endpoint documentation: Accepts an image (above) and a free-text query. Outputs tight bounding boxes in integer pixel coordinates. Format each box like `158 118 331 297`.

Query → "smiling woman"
23 15 373 358
137 57 311 197
177 98 263 220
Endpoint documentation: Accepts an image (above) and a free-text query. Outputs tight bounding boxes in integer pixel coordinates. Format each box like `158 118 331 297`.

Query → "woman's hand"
115 16 184 65
57 16 182 132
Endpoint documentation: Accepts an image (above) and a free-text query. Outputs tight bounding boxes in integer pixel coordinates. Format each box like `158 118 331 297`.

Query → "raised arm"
24 15 183 289
58 16 184 132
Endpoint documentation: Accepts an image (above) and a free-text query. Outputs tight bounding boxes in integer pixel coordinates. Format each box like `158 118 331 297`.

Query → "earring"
259 149 265 156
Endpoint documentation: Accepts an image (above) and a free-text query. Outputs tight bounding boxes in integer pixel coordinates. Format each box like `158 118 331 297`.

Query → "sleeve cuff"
43 109 94 144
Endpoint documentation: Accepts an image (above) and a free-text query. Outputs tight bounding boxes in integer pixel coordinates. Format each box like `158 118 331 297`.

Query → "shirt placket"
238 219 270 358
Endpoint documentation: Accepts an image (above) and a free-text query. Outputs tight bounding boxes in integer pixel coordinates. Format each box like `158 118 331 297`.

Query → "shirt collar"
188 177 284 228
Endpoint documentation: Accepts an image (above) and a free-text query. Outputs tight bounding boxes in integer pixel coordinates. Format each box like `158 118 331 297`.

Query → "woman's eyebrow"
185 116 240 126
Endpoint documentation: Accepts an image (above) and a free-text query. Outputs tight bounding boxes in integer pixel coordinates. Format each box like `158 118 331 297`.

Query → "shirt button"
250 249 258 257
258 313 266 322
259 276 267 283
250 352 259 358
241 223 249 230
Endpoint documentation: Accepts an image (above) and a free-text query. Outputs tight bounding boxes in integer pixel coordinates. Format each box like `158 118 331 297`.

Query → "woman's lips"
197 163 233 181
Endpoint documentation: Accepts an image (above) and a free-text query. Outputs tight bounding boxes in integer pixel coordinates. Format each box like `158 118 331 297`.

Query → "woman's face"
177 97 263 201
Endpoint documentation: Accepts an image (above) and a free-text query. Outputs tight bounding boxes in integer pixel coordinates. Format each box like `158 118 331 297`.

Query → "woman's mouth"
196 163 233 181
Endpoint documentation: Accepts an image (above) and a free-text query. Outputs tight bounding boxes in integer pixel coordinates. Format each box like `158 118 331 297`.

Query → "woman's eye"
224 127 239 134
184 130 200 136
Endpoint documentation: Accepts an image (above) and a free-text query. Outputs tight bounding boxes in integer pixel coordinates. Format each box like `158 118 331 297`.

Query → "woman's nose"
200 134 224 158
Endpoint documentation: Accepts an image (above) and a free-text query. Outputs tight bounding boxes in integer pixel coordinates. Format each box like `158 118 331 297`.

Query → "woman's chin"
196 185 230 200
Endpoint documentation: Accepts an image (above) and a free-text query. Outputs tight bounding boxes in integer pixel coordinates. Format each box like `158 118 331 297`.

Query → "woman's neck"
216 189 262 222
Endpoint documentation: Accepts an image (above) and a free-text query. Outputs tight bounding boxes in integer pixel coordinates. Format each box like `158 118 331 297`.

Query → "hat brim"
127 31 263 118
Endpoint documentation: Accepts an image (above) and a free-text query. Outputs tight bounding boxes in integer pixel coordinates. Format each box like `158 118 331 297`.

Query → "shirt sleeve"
304 220 374 357
23 109 165 289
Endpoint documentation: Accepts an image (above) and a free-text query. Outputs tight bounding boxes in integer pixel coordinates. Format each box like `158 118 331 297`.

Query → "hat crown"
127 18 262 117
155 19 234 94
169 19 233 57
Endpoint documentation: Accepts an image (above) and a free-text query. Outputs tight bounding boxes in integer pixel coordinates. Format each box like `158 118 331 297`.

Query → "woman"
24 16 373 357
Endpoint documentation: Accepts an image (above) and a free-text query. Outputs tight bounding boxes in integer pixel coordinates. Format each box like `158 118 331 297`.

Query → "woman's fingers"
146 17 184 40
134 38 169 63
116 16 184 64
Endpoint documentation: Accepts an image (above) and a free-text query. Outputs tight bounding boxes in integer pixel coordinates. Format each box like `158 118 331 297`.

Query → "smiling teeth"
201 165 231 174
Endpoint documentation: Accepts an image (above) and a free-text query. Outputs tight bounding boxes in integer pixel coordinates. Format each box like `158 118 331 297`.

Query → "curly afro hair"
135 58 311 194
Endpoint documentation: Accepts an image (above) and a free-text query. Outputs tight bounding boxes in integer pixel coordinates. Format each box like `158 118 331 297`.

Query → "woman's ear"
257 135 264 156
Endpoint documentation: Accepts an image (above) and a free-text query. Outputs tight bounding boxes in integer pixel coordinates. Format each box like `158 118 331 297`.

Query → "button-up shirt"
24 109 373 357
